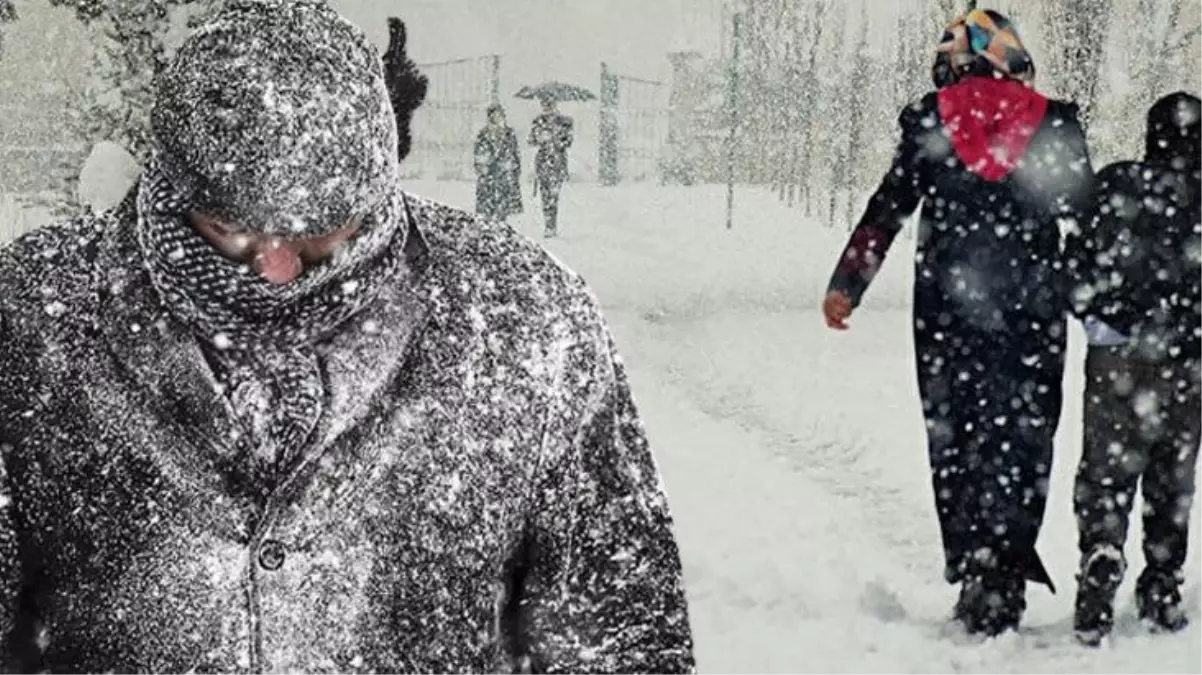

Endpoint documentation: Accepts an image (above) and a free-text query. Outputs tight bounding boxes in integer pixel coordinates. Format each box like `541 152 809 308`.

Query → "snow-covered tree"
1040 0 1114 132
782 0 827 211
0 0 16 58
27 0 216 215
836 3 884 230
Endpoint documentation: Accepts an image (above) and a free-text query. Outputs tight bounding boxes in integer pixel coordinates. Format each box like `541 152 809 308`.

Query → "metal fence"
598 65 670 184
404 54 501 181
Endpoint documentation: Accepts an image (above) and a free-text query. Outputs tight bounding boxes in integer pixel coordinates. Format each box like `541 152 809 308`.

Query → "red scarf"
937 76 1048 181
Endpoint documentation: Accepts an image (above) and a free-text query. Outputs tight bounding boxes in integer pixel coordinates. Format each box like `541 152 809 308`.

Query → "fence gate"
598 63 670 185
405 54 500 181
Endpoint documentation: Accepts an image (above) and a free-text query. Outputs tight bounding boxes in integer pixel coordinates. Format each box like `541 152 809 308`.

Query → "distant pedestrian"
529 97 573 237
474 103 523 221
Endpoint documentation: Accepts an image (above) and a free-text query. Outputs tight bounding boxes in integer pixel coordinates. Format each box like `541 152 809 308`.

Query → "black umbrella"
515 81 596 103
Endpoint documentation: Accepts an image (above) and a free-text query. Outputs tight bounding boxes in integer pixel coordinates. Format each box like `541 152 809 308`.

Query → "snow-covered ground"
4 179 1199 673
403 180 1201 674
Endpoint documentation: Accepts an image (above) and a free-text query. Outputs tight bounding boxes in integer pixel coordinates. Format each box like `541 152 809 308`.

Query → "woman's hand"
822 290 854 331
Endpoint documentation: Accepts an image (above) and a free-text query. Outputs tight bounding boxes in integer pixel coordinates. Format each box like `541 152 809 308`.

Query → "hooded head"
1145 91 1201 173
932 9 1034 89
486 103 506 126
150 0 399 238
383 16 429 164
138 1 417 350
932 9 1047 182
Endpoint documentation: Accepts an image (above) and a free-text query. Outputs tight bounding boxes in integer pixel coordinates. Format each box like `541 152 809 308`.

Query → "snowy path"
399 180 1200 673
612 308 1201 674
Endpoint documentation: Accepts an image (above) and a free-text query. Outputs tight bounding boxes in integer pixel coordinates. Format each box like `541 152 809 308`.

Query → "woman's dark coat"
827 76 1094 587
474 125 523 220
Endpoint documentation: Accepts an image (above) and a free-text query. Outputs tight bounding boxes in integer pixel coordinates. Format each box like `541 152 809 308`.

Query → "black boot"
1073 544 1126 646
955 570 1026 636
1136 567 1188 633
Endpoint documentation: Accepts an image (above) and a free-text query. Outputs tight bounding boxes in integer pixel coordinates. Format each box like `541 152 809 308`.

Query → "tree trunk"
840 4 870 230
1042 0 1114 133
796 0 828 215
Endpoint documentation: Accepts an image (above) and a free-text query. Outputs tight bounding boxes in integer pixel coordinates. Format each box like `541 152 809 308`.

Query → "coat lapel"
95 204 251 494
255 197 441 512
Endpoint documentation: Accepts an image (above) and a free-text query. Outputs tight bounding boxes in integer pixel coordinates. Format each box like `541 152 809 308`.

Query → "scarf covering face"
136 156 408 352
933 9 1035 88
136 157 410 489
135 0 410 488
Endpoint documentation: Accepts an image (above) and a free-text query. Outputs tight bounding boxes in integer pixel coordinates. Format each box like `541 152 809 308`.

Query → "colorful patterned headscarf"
933 9 1035 88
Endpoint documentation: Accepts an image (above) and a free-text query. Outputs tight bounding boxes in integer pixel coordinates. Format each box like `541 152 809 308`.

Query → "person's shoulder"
404 193 602 326
1042 97 1081 121
1033 96 1087 140
0 214 107 303
1095 160 1194 204
897 92 941 131
0 210 113 348
1095 160 1143 188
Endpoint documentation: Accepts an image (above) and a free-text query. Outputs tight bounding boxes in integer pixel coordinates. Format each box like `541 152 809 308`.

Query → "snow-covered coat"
475 125 524 220
0 190 695 673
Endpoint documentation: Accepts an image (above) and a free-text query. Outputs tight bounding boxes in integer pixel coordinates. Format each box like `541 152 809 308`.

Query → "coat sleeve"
0 317 23 669
556 118 574 150
473 131 490 177
507 130 522 177
826 102 927 307
1066 163 1145 331
0 452 17 669
513 305 694 674
1056 114 1101 319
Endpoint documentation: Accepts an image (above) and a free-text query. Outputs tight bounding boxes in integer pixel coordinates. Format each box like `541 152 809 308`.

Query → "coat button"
258 539 286 571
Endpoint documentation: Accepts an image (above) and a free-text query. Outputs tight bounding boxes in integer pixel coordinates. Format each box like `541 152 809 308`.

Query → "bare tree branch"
1165 24 1201 54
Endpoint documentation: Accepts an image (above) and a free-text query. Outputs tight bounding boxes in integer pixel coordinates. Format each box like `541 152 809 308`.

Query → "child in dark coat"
1067 91 1201 645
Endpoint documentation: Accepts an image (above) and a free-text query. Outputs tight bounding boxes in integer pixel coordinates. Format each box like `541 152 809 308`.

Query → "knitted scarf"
136 156 409 490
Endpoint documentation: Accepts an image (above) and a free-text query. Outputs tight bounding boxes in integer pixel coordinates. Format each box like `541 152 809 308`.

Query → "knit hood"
1145 91 1201 174
149 0 399 237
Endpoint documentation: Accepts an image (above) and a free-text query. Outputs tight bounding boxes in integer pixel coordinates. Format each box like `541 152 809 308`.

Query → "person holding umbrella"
529 97 574 237
517 82 592 238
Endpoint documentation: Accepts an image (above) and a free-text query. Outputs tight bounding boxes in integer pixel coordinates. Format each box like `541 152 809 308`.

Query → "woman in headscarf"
473 103 523 221
821 9 1095 635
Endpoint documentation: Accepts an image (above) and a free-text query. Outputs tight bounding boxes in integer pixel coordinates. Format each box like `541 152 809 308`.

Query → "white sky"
334 0 729 89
